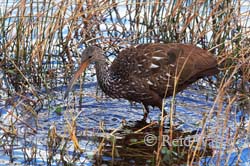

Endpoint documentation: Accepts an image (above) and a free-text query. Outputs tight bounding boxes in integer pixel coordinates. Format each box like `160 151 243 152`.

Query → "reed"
0 0 249 165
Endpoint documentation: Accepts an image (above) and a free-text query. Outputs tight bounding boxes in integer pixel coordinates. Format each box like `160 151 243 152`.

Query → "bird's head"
81 46 105 63
64 46 105 99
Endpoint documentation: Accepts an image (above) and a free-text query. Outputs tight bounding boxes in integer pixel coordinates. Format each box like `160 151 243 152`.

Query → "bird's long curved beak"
64 59 90 99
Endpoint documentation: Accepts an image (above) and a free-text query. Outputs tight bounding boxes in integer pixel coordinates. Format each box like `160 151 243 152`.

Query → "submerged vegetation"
0 0 249 165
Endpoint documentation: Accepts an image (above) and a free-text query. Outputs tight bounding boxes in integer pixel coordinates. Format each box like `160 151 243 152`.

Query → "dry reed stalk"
0 0 249 165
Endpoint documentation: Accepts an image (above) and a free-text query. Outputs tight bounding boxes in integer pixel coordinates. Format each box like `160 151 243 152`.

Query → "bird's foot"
127 111 150 128
133 112 148 125
134 118 149 128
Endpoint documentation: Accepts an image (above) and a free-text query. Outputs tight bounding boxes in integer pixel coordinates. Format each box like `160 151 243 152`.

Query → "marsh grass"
0 0 249 165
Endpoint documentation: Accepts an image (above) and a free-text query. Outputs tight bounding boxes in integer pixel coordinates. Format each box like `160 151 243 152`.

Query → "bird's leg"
164 110 171 126
158 104 170 125
161 108 168 120
156 101 167 118
142 104 149 121
133 104 149 127
162 108 168 117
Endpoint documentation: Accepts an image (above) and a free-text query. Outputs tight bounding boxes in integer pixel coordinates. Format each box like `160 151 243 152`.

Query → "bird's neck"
95 61 118 95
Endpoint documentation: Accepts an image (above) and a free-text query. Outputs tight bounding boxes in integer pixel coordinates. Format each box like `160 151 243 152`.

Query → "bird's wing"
111 43 176 78
111 43 217 96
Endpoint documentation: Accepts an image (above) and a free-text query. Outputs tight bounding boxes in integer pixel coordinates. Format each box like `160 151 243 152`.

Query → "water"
0 74 249 165
0 1 249 165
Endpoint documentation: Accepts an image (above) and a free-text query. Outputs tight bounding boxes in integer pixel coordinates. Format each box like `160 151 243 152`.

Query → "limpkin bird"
65 43 218 120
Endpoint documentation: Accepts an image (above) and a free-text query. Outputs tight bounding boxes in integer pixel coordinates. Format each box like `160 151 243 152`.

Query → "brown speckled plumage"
65 43 219 120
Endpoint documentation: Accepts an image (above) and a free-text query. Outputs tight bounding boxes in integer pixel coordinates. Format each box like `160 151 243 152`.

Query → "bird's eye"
88 56 92 59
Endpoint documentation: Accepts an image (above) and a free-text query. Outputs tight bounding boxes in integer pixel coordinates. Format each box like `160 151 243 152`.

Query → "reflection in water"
91 121 213 166
0 81 249 165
